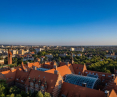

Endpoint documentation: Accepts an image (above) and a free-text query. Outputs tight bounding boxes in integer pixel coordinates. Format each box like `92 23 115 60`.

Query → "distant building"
0 59 4 65
70 47 84 52
45 54 53 58
23 57 34 61
70 48 75 51
35 48 42 53
59 53 68 57
77 53 82 56
11 50 18 55
18 49 24 55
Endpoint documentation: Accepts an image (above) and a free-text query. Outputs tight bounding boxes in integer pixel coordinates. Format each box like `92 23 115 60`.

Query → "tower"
70 53 74 64
8 49 12 64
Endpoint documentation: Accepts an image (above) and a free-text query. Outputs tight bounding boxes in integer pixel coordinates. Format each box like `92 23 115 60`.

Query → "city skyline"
0 0 117 45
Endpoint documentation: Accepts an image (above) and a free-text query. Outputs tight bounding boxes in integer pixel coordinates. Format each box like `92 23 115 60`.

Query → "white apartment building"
11 50 18 55
35 48 42 53
0 59 4 64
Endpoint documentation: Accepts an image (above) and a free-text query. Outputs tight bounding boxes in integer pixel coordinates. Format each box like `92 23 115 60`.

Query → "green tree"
15 94 22 97
36 91 43 97
10 93 15 97
44 92 51 97
9 86 20 95
0 93 5 97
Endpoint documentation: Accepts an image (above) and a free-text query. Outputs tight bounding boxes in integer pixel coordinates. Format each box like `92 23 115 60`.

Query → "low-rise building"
0 59 4 65
18 49 24 55
45 54 53 58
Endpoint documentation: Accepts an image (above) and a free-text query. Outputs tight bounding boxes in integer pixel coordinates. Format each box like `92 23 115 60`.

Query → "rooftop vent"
112 74 115 80
105 90 109 97
82 83 87 87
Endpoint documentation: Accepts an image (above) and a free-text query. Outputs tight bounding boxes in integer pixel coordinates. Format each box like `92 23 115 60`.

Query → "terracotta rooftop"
45 65 72 77
25 69 58 93
15 69 29 84
1 68 17 83
59 82 117 97
72 64 87 74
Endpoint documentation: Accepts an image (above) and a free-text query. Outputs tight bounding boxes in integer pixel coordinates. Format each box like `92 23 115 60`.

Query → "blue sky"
0 0 117 45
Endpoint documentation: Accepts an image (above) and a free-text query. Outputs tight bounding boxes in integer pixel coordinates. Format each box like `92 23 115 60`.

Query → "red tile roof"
59 82 117 97
45 65 72 77
1 69 17 83
72 64 87 74
25 69 58 93
15 69 29 84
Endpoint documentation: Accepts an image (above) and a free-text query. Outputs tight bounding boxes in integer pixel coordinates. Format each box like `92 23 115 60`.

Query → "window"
35 84 38 88
16 78 19 80
78 72 81 75
30 82 34 86
21 80 23 82
102 74 105 77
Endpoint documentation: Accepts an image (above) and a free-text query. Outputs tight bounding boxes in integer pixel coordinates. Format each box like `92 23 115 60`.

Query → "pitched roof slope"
1 69 17 83
45 65 72 77
25 69 58 93
59 82 106 97
72 64 87 74
15 69 29 84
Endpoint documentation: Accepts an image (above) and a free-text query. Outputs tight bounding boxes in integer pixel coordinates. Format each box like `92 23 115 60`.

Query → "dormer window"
35 84 38 88
102 74 105 77
78 72 81 75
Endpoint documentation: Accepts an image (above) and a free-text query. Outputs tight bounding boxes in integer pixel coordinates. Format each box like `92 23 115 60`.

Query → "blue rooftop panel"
37 68 50 72
65 74 101 89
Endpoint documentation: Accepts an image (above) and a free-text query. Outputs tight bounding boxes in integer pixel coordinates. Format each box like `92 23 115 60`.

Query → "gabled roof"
1 69 17 83
84 70 112 81
25 69 58 93
72 64 87 74
59 82 106 97
45 65 72 77
58 62 75 74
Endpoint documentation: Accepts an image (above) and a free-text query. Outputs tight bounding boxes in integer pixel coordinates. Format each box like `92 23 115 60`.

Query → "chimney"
54 70 59 75
53 65 57 70
82 83 87 87
105 90 109 97
27 62 29 67
11 67 14 72
25 69 28 72
112 74 115 80
33 66 37 70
